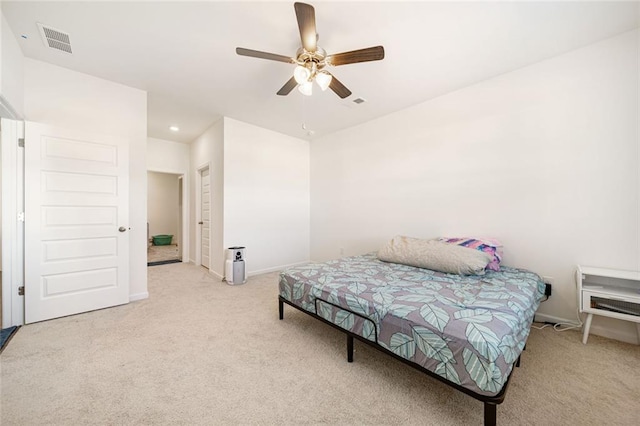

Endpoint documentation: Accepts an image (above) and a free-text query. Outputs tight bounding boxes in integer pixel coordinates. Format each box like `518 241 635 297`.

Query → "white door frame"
1 118 25 327
177 175 184 260
195 163 211 268
147 168 189 263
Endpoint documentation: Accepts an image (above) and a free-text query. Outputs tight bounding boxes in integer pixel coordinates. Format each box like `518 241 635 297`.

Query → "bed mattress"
279 253 545 396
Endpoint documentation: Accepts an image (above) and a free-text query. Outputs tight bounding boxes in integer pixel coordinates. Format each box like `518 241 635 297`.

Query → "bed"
278 252 545 425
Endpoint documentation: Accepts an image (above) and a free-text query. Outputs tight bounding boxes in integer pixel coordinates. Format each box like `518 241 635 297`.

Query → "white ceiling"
3 1 638 143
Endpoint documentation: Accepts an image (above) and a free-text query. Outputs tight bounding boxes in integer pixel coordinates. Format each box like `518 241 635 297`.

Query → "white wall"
0 13 24 324
188 117 310 278
147 137 189 174
0 145 2 269
223 117 310 275
0 136 2 267
0 10 24 118
147 171 180 243
311 31 639 343
24 58 148 300
189 119 224 275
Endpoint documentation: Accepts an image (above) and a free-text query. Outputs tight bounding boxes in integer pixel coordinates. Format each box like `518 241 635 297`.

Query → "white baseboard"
534 312 639 345
247 260 310 277
129 292 149 302
183 260 309 280
208 270 224 281
534 313 580 327
589 323 639 345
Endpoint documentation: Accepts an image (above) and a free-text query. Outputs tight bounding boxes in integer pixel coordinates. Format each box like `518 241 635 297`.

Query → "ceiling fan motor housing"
296 47 327 70
235 2 384 99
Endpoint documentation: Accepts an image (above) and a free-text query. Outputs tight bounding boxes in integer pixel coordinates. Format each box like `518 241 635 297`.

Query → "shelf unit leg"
582 313 593 344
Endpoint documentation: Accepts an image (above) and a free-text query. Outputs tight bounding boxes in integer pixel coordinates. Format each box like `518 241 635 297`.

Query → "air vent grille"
353 98 366 104
37 23 72 54
43 27 70 44
46 39 72 54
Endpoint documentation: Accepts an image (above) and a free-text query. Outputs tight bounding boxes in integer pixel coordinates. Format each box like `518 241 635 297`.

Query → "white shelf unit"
577 266 640 344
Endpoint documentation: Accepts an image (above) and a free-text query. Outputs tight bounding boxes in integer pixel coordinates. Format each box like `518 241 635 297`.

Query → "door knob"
198 221 203 225
119 226 127 232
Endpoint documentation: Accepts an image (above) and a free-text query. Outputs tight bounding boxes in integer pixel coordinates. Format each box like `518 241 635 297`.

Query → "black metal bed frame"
279 296 522 426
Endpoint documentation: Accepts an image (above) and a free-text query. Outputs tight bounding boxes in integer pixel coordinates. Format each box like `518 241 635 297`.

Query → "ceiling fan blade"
277 76 298 96
327 73 352 99
236 47 294 64
327 46 385 66
294 2 317 52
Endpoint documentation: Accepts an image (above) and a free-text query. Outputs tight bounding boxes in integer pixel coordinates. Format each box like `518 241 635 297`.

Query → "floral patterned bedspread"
279 253 545 396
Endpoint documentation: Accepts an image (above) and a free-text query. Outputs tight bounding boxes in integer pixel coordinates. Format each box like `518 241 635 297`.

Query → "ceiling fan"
236 2 385 99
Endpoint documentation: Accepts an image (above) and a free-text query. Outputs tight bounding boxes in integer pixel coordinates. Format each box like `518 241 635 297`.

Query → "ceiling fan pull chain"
301 95 307 131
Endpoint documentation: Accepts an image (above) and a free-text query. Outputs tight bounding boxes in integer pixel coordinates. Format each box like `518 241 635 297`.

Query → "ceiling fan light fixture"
315 71 332 91
298 80 313 96
236 2 385 98
293 65 311 85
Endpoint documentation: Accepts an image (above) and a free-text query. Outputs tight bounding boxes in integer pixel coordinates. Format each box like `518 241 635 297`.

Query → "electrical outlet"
542 276 553 297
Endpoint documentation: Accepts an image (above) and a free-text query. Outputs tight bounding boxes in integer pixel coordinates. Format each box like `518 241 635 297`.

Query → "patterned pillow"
377 236 492 276
438 237 503 271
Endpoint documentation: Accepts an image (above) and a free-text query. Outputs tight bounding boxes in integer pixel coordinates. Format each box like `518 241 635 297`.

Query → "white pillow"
377 236 492 276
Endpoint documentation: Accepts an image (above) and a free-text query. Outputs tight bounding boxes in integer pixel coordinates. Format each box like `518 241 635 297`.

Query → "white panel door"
25 122 129 323
201 167 210 269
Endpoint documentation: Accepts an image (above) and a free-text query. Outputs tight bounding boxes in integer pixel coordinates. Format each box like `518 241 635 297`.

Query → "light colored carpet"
1 262 638 425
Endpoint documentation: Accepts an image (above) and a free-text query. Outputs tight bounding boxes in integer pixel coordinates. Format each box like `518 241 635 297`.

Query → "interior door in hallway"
24 122 129 323
200 167 210 269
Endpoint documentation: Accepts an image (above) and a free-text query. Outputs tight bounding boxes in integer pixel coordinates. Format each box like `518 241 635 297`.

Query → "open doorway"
147 171 184 266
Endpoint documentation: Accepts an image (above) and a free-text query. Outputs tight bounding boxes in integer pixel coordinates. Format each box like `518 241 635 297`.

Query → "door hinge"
18 138 25 147
18 286 25 296
17 212 25 222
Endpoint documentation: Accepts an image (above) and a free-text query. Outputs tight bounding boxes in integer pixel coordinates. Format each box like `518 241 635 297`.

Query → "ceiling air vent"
37 23 72 54
353 98 366 104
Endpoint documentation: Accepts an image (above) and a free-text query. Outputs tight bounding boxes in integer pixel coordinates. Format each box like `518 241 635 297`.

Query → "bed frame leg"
279 299 283 320
516 355 521 368
347 335 354 363
484 402 497 426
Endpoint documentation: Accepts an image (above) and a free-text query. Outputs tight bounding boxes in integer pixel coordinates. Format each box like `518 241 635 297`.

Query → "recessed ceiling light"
169 126 180 132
